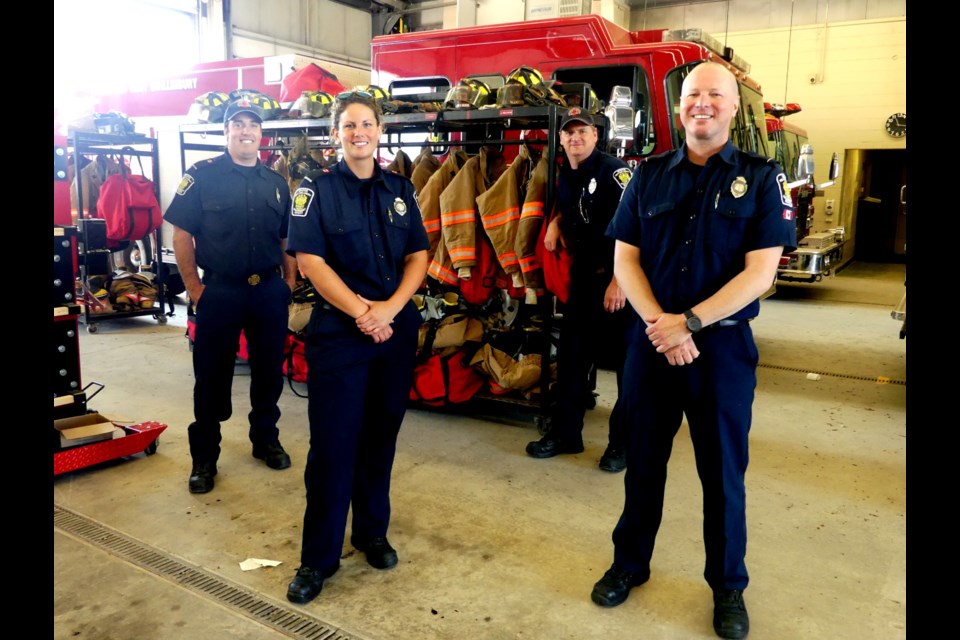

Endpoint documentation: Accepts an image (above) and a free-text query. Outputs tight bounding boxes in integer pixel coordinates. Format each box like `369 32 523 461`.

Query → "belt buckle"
247 274 261 286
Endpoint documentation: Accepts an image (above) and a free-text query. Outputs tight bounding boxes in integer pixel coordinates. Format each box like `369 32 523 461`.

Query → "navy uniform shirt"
606 141 797 320
286 160 429 302
557 147 632 275
164 153 291 278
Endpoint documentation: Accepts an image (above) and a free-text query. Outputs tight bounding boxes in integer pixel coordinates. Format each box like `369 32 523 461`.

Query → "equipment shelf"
68 130 167 333
176 106 609 430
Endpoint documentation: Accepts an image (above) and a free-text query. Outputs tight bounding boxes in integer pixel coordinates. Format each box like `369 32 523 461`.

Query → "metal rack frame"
176 106 610 429
69 130 167 333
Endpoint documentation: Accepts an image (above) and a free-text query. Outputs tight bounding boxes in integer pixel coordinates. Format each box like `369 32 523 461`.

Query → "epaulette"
303 167 332 183
189 158 216 172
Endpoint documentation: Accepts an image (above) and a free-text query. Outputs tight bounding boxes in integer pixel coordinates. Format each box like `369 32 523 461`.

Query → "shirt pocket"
199 190 243 235
637 201 675 254
384 202 412 256
711 196 756 254
263 193 285 227
320 208 367 272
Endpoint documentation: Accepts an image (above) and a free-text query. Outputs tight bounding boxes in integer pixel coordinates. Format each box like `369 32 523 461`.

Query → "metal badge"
394 197 407 216
588 177 597 194
730 176 748 198
276 187 281 203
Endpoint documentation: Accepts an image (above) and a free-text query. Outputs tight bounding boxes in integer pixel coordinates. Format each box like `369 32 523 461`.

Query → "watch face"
885 112 906 138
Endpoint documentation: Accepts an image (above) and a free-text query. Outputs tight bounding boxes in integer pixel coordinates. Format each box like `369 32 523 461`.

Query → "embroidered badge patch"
731 176 748 198
782 208 794 221
176 174 195 196
613 168 632 190
776 173 792 206
292 187 314 217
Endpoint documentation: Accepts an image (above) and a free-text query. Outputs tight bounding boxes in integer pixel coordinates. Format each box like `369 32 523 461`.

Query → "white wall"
717 17 906 238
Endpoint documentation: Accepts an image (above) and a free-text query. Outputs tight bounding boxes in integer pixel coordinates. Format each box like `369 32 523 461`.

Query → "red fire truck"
370 14 839 282
765 103 841 283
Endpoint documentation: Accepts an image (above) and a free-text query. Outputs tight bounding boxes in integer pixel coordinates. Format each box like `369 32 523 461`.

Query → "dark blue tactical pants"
550 269 629 449
188 275 290 464
613 322 758 592
299 303 420 572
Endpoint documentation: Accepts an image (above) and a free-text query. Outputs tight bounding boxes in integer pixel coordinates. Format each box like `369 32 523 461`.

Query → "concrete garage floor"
53 261 907 640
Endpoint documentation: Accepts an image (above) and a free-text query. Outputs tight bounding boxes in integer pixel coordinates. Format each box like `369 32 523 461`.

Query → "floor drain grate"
759 363 906 386
54 504 366 640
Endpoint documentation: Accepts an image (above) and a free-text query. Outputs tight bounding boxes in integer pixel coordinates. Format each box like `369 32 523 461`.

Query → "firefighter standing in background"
284 90 429 605
525 107 633 472
592 61 797 640
164 98 297 495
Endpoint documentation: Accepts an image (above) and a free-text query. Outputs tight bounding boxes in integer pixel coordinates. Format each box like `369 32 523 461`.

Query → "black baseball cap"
223 99 264 123
560 106 593 130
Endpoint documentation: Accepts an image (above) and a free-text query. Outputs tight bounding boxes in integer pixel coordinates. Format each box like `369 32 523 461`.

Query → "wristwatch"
683 309 702 333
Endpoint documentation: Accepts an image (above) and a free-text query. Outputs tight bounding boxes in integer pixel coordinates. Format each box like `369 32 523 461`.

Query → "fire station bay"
53 2 906 640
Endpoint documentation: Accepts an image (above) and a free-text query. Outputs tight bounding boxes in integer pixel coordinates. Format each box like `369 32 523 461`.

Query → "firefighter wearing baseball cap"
164 91 297 495
525 106 633 473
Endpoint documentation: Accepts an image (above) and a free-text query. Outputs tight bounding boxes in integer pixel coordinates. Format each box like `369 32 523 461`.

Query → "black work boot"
713 588 749 639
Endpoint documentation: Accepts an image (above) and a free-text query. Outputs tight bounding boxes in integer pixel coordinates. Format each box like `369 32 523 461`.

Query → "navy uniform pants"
299 303 420 572
612 322 758 592
550 268 629 449
188 273 290 464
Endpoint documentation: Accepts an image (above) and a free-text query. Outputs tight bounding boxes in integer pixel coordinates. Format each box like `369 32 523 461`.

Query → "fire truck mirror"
796 143 815 182
635 109 655 155
605 104 636 151
829 152 840 181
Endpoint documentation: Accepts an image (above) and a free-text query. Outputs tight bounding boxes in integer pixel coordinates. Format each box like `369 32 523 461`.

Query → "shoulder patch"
176 173 195 196
292 187 314 217
776 172 793 207
613 167 632 190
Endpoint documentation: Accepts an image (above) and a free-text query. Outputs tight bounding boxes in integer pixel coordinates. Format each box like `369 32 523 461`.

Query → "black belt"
203 268 279 286
703 318 753 331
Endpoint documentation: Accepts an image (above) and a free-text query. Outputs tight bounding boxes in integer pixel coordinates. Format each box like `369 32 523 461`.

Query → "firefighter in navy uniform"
164 98 298 495
526 107 633 472
592 62 798 640
284 91 429 605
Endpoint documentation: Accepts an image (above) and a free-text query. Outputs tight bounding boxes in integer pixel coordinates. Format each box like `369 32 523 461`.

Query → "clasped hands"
644 312 700 367
355 295 395 344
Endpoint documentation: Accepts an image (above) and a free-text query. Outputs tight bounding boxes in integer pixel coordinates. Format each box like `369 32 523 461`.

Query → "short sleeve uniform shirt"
606 141 797 319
